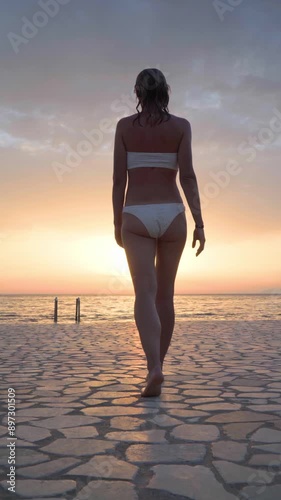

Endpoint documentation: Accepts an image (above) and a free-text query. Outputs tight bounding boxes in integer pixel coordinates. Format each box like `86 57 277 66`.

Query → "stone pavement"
0 319 281 499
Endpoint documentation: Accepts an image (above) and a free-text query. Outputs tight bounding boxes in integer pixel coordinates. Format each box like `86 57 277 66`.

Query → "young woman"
112 68 205 397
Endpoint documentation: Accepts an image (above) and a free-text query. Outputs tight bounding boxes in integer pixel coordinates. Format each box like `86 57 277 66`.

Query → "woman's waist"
124 186 182 206
124 195 183 207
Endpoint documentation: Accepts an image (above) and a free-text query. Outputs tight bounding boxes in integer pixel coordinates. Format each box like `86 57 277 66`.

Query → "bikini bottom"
122 202 186 238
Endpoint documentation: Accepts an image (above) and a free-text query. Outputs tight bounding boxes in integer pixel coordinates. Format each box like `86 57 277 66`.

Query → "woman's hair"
133 68 171 127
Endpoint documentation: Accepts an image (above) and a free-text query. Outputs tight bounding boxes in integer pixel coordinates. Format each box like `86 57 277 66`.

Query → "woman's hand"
114 225 124 248
192 228 206 257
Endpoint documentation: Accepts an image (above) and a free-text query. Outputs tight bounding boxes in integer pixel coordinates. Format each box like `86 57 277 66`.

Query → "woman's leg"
156 211 187 370
156 296 175 370
121 212 161 372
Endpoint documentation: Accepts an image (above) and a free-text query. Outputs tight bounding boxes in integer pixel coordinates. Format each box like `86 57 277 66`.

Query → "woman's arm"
112 119 127 227
178 119 204 227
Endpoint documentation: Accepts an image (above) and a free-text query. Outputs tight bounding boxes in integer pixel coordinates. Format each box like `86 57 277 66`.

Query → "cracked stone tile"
105 429 167 443
97 384 139 391
0 479 76 497
40 438 117 456
87 391 139 399
211 440 247 461
223 422 262 439
182 389 222 397
30 415 102 429
270 398 281 403
32 390 61 397
0 448 49 467
149 414 184 427
159 387 179 394
230 386 264 392
192 403 241 411
0 437 35 447
68 380 111 388
110 416 144 430
65 455 138 480
135 401 187 409
111 397 140 405
205 411 279 423
156 394 185 402
62 388 92 395
238 392 280 398
76 480 138 500
17 457 81 478
116 378 144 384
34 397 80 404
230 378 268 387
248 399 269 404
14 403 38 409
16 425 52 442
36 385 65 391
250 427 281 443
184 397 223 404
14 408 73 418
213 460 273 485
126 443 206 464
252 443 281 453
60 426 98 438
2 416 39 425
172 423 220 441
249 454 281 466
147 464 237 499
167 409 209 418
81 406 158 416
240 485 281 500
41 402 86 408
246 404 281 412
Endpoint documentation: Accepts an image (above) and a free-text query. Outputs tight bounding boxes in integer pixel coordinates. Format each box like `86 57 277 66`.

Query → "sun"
71 235 130 277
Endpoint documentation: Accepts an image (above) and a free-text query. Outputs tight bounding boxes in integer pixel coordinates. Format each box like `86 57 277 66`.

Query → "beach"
1 319 281 499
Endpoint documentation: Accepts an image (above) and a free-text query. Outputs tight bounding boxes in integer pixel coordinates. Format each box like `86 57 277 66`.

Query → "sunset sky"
0 0 281 294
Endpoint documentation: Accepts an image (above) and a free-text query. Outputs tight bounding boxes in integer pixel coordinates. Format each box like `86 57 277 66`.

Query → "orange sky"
0 0 280 294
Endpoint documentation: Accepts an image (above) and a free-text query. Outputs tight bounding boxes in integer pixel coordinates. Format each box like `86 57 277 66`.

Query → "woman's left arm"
112 119 127 232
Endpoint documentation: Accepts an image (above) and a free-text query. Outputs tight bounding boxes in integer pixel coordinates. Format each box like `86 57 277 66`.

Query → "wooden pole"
75 297 80 322
54 297 58 323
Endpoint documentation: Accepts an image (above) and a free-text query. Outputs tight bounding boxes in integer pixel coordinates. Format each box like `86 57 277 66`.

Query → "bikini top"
127 151 178 171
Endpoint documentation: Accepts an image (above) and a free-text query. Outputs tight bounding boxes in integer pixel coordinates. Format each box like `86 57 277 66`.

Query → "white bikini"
122 152 186 238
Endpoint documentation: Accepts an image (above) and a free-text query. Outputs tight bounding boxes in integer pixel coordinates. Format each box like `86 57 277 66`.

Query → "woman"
112 68 205 397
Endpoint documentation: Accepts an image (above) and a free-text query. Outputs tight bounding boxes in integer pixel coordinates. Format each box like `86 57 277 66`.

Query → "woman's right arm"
178 119 206 256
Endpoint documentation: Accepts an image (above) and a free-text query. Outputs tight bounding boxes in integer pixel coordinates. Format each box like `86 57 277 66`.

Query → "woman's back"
122 113 185 206
122 112 184 153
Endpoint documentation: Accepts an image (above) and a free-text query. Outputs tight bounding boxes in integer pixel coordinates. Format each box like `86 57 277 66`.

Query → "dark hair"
133 68 171 127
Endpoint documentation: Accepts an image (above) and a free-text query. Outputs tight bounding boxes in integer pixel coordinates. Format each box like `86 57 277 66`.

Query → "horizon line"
0 293 280 296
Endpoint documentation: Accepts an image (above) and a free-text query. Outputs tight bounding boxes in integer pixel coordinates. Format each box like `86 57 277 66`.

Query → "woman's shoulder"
123 112 187 126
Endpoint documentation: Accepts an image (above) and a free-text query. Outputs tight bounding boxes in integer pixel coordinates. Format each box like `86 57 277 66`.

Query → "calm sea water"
0 294 280 324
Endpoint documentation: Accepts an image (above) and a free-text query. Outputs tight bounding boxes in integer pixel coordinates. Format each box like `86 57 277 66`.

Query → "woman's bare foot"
141 365 164 397
145 364 163 382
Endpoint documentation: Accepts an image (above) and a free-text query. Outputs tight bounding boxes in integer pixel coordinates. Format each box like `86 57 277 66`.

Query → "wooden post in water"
54 297 58 323
75 297 80 322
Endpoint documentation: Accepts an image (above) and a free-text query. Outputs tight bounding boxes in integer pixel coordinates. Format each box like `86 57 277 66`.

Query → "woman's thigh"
121 213 157 294
156 212 187 299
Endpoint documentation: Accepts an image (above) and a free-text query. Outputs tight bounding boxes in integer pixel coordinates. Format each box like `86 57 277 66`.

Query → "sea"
0 294 280 324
